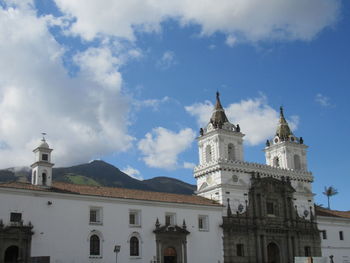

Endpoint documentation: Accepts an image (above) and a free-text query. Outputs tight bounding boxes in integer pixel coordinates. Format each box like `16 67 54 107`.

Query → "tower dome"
275 106 293 141
38 138 50 149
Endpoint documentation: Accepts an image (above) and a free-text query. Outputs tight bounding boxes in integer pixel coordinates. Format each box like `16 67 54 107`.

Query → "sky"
0 0 349 210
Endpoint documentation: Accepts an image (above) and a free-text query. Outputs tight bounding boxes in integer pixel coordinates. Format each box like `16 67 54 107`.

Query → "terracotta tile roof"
0 181 221 207
316 206 350 219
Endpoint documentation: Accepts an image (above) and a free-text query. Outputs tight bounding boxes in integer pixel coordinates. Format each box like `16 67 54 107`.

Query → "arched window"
294 154 301 170
90 235 100 256
228 143 235 160
273 157 280 167
130 236 139 256
205 145 212 163
33 171 36 184
42 173 47 186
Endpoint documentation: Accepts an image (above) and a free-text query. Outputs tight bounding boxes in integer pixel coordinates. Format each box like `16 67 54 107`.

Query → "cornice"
194 158 313 182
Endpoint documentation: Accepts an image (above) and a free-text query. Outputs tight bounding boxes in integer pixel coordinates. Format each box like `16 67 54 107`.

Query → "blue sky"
0 0 349 210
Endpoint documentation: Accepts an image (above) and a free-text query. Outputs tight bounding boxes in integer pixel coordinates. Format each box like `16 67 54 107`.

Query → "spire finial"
280 106 284 117
182 219 187 229
41 132 47 141
216 91 220 100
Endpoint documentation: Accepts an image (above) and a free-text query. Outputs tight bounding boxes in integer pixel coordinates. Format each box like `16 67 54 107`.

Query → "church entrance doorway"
4 245 19 263
164 247 177 263
267 242 280 263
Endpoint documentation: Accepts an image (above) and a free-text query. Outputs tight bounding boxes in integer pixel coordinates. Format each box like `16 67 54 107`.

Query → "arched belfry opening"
228 143 235 160
205 145 212 162
42 173 47 186
294 154 301 170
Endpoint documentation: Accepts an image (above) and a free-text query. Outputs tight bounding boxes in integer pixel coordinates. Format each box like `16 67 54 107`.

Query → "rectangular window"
304 246 311 257
339 231 344 240
266 202 274 215
198 215 209 231
89 207 102 225
129 210 141 226
237 244 244 257
42 154 48 161
321 230 327 240
10 212 22 222
165 213 176 226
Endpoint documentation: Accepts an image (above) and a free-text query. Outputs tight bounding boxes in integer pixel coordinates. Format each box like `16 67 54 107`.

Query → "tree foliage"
323 186 338 209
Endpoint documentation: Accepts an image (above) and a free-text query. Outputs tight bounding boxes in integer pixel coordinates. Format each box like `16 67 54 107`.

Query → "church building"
0 93 348 263
195 93 321 262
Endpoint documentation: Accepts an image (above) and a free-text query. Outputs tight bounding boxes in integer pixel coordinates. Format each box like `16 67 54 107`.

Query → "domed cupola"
210 92 229 128
276 107 292 141
201 92 240 135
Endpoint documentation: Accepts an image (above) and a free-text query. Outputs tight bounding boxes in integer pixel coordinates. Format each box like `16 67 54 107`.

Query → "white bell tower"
31 135 54 187
194 92 245 205
264 107 308 171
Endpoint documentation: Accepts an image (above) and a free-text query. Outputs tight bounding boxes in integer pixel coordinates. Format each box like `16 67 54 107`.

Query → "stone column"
287 235 293 263
183 240 187 263
262 235 267 263
156 239 161 263
255 233 261 263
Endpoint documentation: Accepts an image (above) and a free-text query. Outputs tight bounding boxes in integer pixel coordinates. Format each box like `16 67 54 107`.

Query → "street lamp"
114 245 121 263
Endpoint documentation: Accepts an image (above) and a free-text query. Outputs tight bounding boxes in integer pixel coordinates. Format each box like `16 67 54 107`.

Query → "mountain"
143 177 196 195
0 160 196 195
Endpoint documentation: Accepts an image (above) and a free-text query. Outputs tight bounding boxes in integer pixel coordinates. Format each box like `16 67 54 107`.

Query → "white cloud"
73 47 123 91
183 162 196 169
54 0 340 43
315 93 332 107
185 101 213 127
225 35 237 47
156 51 176 70
133 96 170 111
138 127 196 170
122 165 143 180
185 95 299 146
0 4 134 168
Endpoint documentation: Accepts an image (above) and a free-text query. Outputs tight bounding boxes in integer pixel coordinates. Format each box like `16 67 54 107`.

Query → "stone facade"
195 93 322 263
0 221 33 263
221 175 321 263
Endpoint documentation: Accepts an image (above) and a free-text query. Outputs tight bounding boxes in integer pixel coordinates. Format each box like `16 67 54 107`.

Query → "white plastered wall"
0 189 224 263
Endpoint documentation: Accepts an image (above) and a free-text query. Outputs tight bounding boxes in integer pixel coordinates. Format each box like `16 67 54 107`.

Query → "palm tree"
323 186 338 209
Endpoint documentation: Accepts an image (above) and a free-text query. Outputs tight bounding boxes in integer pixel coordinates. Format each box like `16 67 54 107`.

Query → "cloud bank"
0 4 133 167
0 0 339 169
54 0 340 42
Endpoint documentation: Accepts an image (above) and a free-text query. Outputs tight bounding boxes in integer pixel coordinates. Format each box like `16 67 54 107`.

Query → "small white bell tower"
264 107 308 171
31 134 54 187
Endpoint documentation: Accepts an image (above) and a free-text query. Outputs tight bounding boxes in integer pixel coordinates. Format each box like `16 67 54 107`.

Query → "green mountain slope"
0 160 196 195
